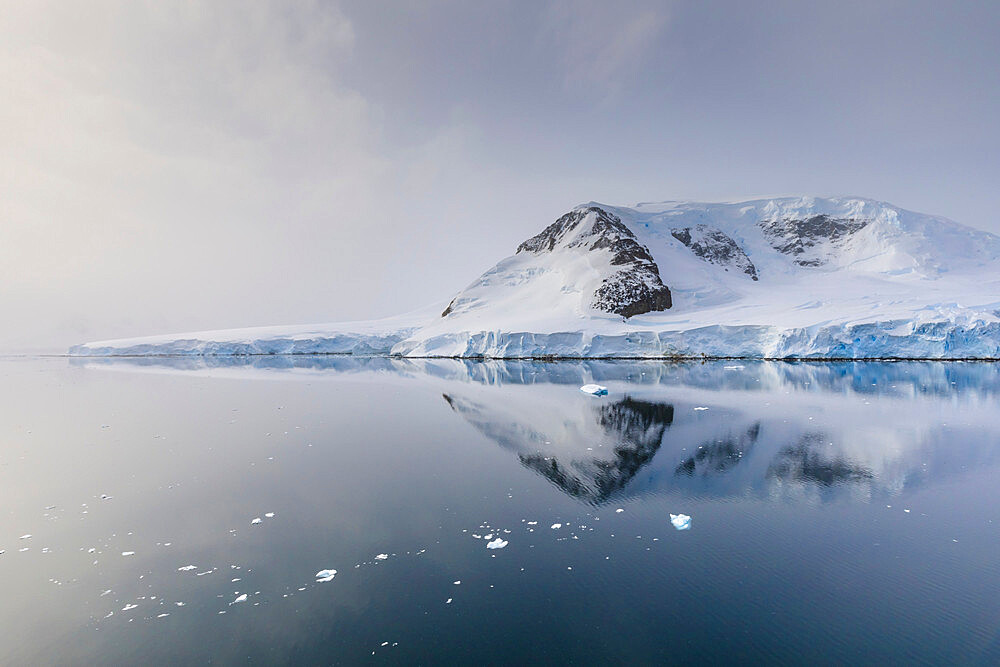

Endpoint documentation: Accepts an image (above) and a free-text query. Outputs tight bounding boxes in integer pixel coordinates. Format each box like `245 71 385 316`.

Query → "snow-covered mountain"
70 196 1000 359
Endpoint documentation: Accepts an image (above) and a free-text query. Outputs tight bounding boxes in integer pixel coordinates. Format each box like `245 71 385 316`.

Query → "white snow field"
70 197 1000 359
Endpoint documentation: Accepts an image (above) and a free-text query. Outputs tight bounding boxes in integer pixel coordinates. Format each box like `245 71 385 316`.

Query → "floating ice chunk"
264 513 275 518
724 365 744 370
19 535 31 540
453 580 461 585
232 593 247 604
315 569 337 582
178 565 197 571
615 508 624 513
486 538 508 550
484 534 493 540
580 384 608 396
693 407 709 411
375 554 388 561
445 598 453 604
157 613 169 618
122 604 137 611
250 517 262 525
670 513 692 530
121 551 135 556
550 523 562 529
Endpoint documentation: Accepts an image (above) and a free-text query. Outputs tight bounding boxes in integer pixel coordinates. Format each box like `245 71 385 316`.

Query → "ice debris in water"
580 384 608 396
264 512 275 518
486 538 508 550
232 594 247 604
316 569 337 582
121 551 135 556
178 565 197 571
19 535 31 540
693 407 709 411
670 513 692 531
375 554 388 561
615 508 624 513
551 523 562 529
250 517 262 525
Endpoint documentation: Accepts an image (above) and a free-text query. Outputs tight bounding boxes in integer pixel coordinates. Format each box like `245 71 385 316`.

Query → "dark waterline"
2 357 1000 664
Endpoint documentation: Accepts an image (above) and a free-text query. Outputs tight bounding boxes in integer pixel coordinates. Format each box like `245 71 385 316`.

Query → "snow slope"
70 197 1000 359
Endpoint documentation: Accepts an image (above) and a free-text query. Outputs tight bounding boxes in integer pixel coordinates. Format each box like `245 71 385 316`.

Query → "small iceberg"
580 384 608 396
670 513 692 531
486 538 508 549
315 569 337 582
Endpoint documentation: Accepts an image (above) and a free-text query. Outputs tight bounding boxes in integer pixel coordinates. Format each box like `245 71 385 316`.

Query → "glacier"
69 196 1000 360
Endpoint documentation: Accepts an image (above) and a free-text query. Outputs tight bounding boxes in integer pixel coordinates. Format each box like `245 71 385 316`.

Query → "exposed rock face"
759 214 870 267
671 225 758 280
516 206 671 318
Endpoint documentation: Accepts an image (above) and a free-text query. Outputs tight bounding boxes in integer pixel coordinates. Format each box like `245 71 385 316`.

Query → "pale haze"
3 0 999 352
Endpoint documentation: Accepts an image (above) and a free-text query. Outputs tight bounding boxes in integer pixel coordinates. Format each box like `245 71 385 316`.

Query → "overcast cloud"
2 0 999 351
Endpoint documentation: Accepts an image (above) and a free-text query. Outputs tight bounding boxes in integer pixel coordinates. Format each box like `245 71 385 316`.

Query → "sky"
2 0 999 352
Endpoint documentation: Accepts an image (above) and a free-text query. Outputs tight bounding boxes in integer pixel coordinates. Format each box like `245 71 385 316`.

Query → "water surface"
2 356 1000 664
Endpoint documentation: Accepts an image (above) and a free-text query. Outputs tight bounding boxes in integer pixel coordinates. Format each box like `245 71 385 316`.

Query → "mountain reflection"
766 434 874 487
74 356 1000 502
675 423 760 477
445 394 672 504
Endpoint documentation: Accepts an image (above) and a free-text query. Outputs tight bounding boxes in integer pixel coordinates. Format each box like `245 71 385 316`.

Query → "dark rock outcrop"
517 206 671 318
759 214 869 267
671 225 758 280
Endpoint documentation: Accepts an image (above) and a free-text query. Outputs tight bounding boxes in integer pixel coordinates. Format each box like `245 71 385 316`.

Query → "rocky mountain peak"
515 206 672 318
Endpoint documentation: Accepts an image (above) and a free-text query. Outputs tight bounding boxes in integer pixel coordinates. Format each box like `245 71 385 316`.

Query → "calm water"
3 356 1000 664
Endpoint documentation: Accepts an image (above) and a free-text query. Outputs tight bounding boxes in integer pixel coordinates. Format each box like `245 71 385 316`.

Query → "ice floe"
315 569 337 582
486 538 508 549
580 384 608 396
670 513 692 530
